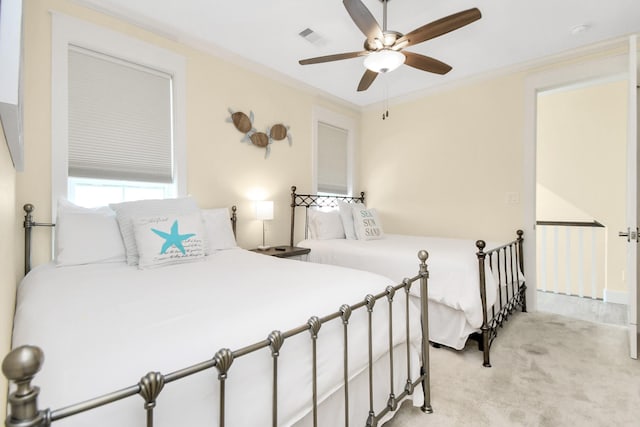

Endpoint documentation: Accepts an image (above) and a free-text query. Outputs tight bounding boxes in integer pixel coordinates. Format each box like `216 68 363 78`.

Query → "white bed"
298 235 496 350
289 186 527 367
4 197 433 426
10 248 425 427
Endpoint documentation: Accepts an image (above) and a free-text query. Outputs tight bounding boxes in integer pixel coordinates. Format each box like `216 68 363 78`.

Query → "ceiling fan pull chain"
382 72 389 120
382 75 386 120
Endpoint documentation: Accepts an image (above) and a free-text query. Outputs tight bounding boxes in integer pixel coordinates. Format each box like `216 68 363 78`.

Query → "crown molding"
69 0 362 112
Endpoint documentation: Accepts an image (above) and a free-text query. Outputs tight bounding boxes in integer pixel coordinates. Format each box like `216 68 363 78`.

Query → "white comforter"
12 248 422 427
299 234 498 331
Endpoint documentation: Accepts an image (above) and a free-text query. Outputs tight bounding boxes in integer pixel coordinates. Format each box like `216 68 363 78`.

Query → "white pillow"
201 208 237 252
308 209 345 240
352 206 384 240
110 197 199 265
55 199 126 266
306 209 318 239
133 212 206 269
338 201 358 240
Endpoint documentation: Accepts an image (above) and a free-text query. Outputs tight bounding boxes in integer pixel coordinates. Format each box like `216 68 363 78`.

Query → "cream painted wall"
0 122 17 421
17 0 360 269
360 73 525 244
536 80 628 293
358 45 632 312
537 183 594 221
4 0 359 406
5 1 636 414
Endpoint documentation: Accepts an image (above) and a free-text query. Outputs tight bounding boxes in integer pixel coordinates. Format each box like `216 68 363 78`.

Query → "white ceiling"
76 0 640 107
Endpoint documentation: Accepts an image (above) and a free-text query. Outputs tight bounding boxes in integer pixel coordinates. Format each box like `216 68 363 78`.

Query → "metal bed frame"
3 203 433 427
289 186 527 367
22 203 239 275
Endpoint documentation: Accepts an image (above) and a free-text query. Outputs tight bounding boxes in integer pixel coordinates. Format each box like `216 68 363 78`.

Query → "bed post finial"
23 204 55 275
416 250 432 414
516 230 526 312
231 206 238 238
24 205 35 275
290 186 297 247
475 240 491 367
2 345 48 427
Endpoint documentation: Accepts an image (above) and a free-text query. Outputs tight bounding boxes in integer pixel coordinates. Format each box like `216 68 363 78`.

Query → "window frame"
311 106 356 196
51 12 186 213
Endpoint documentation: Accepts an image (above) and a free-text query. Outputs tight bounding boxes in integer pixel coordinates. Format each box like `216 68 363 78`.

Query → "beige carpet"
384 312 640 427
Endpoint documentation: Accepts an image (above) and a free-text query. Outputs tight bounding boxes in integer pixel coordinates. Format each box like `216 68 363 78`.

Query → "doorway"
523 48 639 358
535 79 628 325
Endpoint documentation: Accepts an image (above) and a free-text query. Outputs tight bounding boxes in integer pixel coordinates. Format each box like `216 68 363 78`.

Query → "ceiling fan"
299 0 482 92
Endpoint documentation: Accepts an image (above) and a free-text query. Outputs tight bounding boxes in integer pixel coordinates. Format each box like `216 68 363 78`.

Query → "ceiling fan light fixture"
364 49 405 73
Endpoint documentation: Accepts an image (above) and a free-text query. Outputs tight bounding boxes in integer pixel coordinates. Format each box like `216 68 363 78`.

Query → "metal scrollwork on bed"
4 203 433 427
289 185 365 246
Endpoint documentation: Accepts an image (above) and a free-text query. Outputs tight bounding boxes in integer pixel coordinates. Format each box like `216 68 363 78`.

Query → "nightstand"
250 245 310 260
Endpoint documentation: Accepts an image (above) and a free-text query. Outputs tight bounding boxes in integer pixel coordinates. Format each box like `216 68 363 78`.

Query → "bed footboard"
4 252 433 427
475 230 526 367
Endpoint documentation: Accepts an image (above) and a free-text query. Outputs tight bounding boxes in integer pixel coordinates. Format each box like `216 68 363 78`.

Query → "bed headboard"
289 185 365 246
22 204 238 275
23 204 55 275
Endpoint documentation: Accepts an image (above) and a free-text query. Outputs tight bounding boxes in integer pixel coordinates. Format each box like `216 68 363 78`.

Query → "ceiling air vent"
299 28 325 46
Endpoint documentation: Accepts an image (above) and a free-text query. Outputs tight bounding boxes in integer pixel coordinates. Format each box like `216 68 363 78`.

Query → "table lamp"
255 200 274 250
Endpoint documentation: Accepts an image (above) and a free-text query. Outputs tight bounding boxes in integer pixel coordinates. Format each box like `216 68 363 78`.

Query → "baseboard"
603 289 628 305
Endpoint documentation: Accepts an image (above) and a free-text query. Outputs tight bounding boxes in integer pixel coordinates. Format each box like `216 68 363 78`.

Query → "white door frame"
626 36 638 358
523 52 629 313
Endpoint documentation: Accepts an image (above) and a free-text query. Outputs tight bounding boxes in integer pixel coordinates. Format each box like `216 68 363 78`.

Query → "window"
51 13 186 209
317 122 348 194
66 47 175 207
68 177 173 208
312 106 356 196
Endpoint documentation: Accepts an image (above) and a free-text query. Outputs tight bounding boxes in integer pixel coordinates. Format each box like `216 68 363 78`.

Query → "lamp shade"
363 49 405 73
255 200 274 221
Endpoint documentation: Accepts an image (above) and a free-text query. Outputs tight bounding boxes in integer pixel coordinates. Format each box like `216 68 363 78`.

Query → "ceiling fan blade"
396 8 481 48
343 0 383 41
299 51 369 65
357 69 378 92
403 51 452 75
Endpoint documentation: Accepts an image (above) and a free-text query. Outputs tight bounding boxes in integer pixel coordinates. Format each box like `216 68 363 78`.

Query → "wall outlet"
506 192 520 205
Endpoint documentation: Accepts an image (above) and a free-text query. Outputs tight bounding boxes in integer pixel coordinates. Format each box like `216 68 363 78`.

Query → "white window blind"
317 121 348 194
68 47 173 183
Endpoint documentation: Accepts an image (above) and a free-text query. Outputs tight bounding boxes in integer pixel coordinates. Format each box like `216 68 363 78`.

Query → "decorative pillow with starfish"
133 213 206 268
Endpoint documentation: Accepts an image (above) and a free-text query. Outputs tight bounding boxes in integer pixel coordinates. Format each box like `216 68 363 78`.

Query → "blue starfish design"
151 220 195 255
